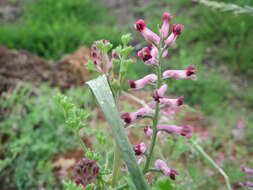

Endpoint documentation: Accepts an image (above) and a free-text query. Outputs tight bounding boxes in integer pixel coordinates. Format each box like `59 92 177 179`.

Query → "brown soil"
0 45 91 95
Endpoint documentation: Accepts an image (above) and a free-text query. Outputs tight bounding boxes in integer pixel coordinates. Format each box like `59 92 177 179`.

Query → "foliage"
0 84 89 190
0 0 120 60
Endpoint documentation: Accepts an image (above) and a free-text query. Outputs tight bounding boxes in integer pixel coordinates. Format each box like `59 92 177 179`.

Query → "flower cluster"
240 165 253 188
73 158 100 187
120 12 197 180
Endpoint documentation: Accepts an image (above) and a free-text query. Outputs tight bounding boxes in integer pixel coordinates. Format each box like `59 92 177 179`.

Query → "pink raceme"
144 126 153 137
241 165 253 175
157 124 193 138
154 159 180 180
134 19 160 45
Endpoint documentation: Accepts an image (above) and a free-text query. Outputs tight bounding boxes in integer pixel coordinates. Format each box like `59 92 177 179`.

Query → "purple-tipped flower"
157 124 193 138
241 181 253 188
73 158 100 187
154 159 180 180
144 126 153 137
161 13 173 39
241 165 253 175
165 24 184 47
163 66 197 80
153 84 168 102
133 142 147 156
121 107 153 124
159 96 184 107
134 19 160 45
128 74 157 90
137 45 158 65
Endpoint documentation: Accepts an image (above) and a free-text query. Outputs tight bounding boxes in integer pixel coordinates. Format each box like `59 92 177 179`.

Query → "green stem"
143 48 163 173
75 130 87 152
111 143 121 186
192 140 232 190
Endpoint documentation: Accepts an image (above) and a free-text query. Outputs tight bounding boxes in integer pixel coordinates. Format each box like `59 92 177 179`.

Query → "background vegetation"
0 0 252 189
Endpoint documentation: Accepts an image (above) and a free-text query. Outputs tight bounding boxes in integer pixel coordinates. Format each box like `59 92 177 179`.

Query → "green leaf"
86 60 98 72
154 178 173 190
87 75 149 190
121 33 132 45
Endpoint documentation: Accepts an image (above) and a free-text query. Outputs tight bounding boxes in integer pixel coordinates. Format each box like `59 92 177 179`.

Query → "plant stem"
75 130 87 152
143 47 163 173
115 183 128 190
191 140 232 190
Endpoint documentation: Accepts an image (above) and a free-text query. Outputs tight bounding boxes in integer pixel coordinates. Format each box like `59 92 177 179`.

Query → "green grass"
0 0 121 60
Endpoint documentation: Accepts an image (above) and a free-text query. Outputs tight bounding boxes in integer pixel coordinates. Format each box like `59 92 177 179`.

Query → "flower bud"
165 24 184 46
154 159 180 180
121 107 153 124
159 96 184 107
241 165 253 175
73 158 100 187
144 126 153 136
160 13 173 39
134 19 160 45
163 66 197 80
153 84 168 102
128 74 157 90
133 142 147 155
157 124 193 138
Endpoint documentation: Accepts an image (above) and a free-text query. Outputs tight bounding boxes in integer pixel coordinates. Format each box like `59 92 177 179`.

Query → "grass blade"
87 75 149 190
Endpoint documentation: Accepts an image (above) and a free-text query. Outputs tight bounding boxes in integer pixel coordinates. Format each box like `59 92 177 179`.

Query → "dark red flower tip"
186 66 197 76
162 13 173 22
172 24 184 35
128 80 136 89
135 19 146 32
133 145 142 156
121 113 132 124
169 169 180 180
177 96 184 106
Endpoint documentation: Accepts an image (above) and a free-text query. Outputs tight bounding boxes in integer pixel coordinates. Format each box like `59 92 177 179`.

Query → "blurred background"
0 0 252 189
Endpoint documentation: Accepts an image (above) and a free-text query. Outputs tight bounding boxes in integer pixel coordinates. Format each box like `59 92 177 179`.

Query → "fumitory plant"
57 12 233 190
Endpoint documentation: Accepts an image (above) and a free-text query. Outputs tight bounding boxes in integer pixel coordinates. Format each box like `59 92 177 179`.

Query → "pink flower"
154 159 180 180
144 126 153 136
128 74 157 90
157 124 193 138
134 19 160 45
241 165 253 175
159 96 184 107
121 107 153 124
160 13 173 39
137 45 158 65
153 84 168 102
133 142 147 155
163 66 197 80
241 181 253 188
165 24 184 46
